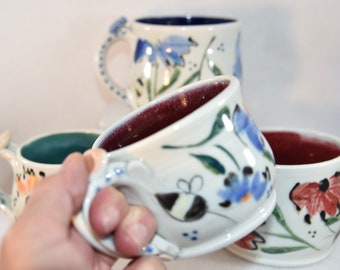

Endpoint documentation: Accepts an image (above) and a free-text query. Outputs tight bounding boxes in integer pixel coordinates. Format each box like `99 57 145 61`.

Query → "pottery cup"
96 16 242 109
0 130 99 218
227 128 340 266
73 76 276 260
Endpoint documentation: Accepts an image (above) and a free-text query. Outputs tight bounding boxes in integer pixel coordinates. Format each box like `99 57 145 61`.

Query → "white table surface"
1 0 339 269
0 215 339 270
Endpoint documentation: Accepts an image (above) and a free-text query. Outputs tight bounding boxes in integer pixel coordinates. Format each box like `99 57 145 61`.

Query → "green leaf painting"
136 34 228 102
261 246 308 254
162 106 230 149
190 154 225 175
156 67 181 96
260 205 319 254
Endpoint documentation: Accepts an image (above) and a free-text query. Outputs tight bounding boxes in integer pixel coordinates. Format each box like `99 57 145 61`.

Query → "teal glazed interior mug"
227 128 340 267
0 130 99 218
74 76 276 260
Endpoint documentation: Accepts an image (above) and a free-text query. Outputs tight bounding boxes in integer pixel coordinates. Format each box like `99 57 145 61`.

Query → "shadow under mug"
97 16 242 109
227 127 340 267
0 130 99 218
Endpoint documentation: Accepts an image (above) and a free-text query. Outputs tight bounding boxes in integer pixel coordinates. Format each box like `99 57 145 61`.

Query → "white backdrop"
1 0 339 269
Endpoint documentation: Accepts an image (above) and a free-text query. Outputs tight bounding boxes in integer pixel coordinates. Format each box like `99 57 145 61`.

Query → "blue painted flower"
250 171 269 201
134 35 197 67
233 33 242 80
233 105 264 151
218 169 268 206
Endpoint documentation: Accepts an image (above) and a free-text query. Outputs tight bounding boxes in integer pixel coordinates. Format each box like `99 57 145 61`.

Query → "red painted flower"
290 172 340 221
235 231 265 250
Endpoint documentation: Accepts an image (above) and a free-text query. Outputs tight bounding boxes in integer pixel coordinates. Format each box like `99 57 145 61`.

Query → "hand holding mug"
0 152 165 270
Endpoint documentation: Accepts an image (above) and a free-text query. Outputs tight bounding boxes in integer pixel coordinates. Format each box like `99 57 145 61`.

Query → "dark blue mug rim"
136 16 237 26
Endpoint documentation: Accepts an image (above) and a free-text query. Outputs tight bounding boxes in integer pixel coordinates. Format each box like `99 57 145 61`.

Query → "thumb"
21 152 90 226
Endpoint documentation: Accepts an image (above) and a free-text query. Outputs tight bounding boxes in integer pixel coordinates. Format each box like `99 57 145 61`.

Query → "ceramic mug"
0 130 99 218
73 75 276 260
96 16 242 109
227 128 340 267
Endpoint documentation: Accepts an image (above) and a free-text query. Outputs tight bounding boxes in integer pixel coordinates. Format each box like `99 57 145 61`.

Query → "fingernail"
127 223 148 250
101 204 119 233
84 148 105 172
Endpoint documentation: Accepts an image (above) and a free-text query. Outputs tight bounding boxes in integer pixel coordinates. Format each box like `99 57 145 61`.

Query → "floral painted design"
235 230 265 250
134 36 197 67
16 166 45 194
158 104 274 245
233 33 242 79
163 106 231 150
236 205 319 253
99 17 242 107
133 35 198 101
12 166 46 209
218 167 271 207
17 175 38 196
133 35 232 102
233 105 264 152
290 172 340 224
85 102 273 256
232 105 274 164
235 172 340 255
162 104 273 209
163 105 274 162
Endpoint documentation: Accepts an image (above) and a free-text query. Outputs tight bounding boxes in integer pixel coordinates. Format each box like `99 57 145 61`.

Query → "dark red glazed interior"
99 80 230 151
263 131 340 165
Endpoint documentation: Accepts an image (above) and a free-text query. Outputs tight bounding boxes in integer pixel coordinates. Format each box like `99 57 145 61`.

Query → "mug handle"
0 131 16 221
73 149 181 260
0 188 14 221
0 131 17 170
95 17 137 109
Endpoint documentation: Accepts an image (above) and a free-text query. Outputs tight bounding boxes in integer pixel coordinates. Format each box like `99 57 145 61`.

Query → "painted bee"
155 175 208 222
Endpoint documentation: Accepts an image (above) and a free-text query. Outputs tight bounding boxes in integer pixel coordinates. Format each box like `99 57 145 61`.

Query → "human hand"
0 151 166 270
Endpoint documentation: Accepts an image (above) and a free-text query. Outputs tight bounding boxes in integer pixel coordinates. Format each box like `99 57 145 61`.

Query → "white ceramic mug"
73 76 276 260
0 130 99 218
227 128 340 267
96 16 242 109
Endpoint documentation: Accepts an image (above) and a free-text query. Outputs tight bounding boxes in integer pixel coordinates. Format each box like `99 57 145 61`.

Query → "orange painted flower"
17 175 39 195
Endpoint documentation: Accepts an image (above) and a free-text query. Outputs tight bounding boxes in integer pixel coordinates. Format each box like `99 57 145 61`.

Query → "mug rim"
18 129 100 166
135 15 238 26
261 127 340 169
94 75 238 151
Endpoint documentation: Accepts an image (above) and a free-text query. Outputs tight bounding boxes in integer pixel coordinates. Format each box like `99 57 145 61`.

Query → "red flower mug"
227 127 340 267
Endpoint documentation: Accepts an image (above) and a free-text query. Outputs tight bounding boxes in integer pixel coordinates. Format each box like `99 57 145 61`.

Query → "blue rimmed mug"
96 16 242 109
